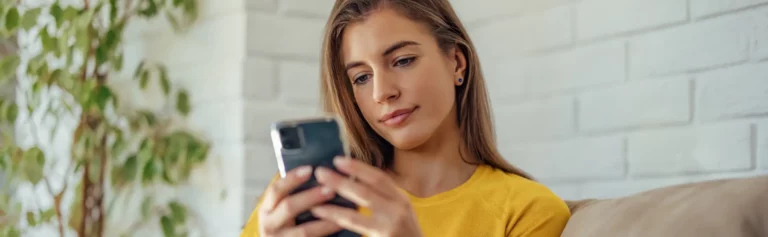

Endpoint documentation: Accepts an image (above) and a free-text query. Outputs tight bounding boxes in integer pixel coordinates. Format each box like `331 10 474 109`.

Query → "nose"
372 72 400 103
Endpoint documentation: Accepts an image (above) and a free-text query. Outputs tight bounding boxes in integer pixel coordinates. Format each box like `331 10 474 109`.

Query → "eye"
353 74 371 85
394 57 416 67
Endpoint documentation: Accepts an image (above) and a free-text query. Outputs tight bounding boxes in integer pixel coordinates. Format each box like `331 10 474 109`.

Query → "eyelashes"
352 56 417 85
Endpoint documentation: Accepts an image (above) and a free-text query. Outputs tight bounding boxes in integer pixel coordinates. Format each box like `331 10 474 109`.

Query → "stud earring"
458 78 463 84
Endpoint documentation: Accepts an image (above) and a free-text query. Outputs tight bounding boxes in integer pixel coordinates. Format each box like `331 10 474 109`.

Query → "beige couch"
561 175 768 237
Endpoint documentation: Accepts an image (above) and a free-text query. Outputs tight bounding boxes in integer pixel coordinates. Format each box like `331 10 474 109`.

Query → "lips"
379 107 417 126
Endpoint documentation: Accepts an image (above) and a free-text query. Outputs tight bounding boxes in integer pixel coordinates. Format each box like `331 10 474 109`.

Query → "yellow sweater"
240 164 571 237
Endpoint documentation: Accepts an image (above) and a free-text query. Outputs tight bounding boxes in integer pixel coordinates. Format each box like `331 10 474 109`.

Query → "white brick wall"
122 0 768 230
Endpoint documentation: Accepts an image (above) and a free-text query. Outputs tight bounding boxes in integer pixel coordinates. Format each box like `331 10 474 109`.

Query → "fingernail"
296 166 313 177
321 186 334 196
311 207 327 217
333 157 349 166
315 167 330 180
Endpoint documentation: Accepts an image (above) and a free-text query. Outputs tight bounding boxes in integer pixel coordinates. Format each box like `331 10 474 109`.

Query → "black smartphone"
270 116 360 237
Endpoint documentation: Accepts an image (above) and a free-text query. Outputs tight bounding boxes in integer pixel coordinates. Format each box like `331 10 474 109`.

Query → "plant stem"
43 177 65 237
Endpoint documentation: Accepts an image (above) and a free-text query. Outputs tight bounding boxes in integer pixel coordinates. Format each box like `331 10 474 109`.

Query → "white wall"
74 0 768 234
238 0 768 210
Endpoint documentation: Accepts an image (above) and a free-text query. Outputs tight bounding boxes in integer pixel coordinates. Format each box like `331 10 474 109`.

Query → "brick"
184 142 246 233
579 78 690 132
450 0 526 24
168 60 245 104
470 5 572 59
189 100 245 143
696 62 768 121
247 0 277 11
526 41 625 95
500 136 625 180
756 12 768 61
484 58 526 102
576 0 686 40
244 102 322 143
691 0 768 18
630 14 751 77
759 121 768 169
578 178 691 199
544 184 585 200
494 97 575 143
280 0 334 18
278 60 322 105
144 13 247 67
199 0 246 19
247 13 325 59
244 142 280 183
243 56 277 100
627 122 753 176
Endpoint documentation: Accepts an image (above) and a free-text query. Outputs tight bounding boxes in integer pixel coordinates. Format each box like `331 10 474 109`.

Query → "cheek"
352 90 379 124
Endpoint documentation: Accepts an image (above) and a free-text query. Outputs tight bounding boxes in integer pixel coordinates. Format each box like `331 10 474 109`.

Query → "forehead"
340 7 434 62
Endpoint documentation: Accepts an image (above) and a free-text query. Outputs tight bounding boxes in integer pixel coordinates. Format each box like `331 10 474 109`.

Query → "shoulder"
477 165 571 236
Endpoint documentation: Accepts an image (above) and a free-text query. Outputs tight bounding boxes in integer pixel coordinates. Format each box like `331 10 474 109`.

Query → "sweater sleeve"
508 194 572 237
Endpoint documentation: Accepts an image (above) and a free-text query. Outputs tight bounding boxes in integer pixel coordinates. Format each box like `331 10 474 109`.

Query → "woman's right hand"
258 166 341 237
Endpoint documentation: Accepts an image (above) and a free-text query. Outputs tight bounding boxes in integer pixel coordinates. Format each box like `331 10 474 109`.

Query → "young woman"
241 0 571 236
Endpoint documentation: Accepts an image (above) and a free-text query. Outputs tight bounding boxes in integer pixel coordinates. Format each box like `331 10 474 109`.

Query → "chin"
381 127 433 150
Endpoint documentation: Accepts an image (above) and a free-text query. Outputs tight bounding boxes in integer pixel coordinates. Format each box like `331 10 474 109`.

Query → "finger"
332 157 400 198
312 204 374 235
315 167 388 208
279 220 344 237
268 186 336 228
259 166 314 213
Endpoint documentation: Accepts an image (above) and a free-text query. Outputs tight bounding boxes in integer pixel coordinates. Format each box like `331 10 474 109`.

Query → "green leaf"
139 0 160 17
21 147 45 185
134 61 145 78
5 8 19 32
6 102 17 123
140 70 150 89
158 65 170 96
142 159 156 183
0 54 20 82
109 0 118 24
104 28 119 50
21 8 41 30
26 211 37 226
176 90 190 116
40 208 56 222
7 227 20 237
75 28 89 51
50 3 63 27
94 85 112 111
96 43 108 66
139 110 157 126
141 196 152 218
166 12 181 32
173 0 184 7
160 215 175 237
113 52 124 71
63 7 78 23
169 201 187 224
123 155 138 181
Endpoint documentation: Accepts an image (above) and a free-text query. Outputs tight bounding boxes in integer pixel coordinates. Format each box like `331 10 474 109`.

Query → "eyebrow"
345 40 421 71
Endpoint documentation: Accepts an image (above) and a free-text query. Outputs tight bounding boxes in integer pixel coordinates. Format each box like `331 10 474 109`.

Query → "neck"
390 111 478 198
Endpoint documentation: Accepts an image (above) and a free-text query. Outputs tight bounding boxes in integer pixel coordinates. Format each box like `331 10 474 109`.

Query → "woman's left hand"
311 156 423 237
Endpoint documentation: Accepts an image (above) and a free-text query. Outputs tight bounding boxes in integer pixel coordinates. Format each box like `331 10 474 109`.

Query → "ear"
449 46 467 86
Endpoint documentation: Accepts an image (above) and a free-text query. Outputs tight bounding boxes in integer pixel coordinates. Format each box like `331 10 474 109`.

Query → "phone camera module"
279 127 302 150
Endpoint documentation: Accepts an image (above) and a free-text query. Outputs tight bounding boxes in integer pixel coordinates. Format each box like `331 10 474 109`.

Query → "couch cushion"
561 175 768 237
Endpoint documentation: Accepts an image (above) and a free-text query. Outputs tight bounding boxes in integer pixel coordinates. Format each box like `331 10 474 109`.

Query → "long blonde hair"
320 0 534 180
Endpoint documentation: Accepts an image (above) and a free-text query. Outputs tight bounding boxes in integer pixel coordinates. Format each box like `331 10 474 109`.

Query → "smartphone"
270 116 360 237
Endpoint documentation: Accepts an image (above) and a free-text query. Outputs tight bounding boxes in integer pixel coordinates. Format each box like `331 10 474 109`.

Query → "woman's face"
341 7 467 150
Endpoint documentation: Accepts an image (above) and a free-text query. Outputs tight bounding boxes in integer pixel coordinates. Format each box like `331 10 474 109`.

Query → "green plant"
0 0 212 236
